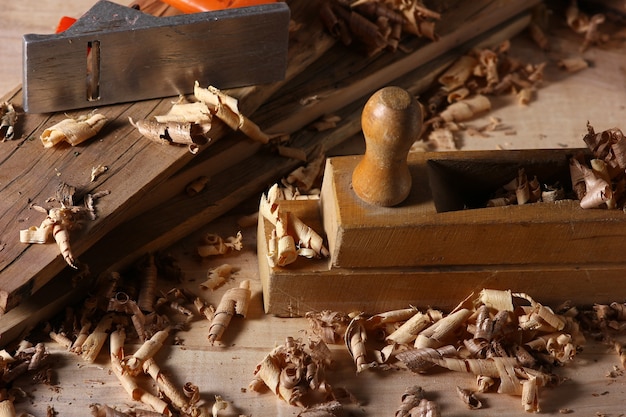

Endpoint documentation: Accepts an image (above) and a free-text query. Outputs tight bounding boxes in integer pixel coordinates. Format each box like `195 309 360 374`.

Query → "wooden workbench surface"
2 1 626 416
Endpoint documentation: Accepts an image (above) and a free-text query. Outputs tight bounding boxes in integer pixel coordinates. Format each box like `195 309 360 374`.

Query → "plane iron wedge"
22 1 290 113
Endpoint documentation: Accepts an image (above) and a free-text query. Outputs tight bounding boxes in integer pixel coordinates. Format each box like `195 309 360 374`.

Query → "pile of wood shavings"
20 249 248 416
421 40 545 150
570 123 626 210
319 0 441 56
303 289 586 413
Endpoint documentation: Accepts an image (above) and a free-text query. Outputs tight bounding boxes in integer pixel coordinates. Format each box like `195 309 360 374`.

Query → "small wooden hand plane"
22 0 290 113
258 87 626 316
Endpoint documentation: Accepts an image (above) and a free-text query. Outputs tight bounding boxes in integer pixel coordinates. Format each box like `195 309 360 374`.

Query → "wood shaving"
41 113 107 148
297 400 344 417
260 184 329 267
319 0 440 56
194 82 271 144
456 386 482 409
0 342 50 416
528 4 551 51
422 41 546 150
137 254 158 313
309 114 342 132
284 151 326 193
345 313 377 372
0 101 17 141
565 0 608 52
197 231 243 257
201 263 240 291
90 164 108 182
129 118 207 154
186 176 210 196
110 328 172 415
250 336 334 407
394 386 440 417
121 328 170 377
306 310 351 344
572 123 626 209
557 57 589 73
208 280 251 344
20 183 108 268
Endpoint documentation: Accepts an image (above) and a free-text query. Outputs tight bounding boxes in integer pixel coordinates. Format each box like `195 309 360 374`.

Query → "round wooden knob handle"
352 86 423 207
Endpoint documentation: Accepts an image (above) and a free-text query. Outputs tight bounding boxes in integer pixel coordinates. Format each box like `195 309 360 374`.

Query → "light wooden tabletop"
2 2 626 416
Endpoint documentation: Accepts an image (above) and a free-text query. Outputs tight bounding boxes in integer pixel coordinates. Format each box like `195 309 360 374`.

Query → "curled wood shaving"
414 308 471 349
297 400 344 417
129 118 207 154
572 123 626 209
110 328 172 416
284 151 326 193
395 345 457 374
81 314 114 363
201 263 240 291
565 0 608 52
90 164 108 182
194 82 271 144
305 288 583 412
345 313 376 372
438 95 491 123
396 387 422 416
143 358 194 415
121 328 170 376
208 280 251 344
456 386 482 409
186 176 210 196
260 184 329 267
395 385 426 417
137 254 158 313
41 113 107 148
486 167 551 207
386 309 440 345
0 101 17 141
528 4 550 51
20 205 82 268
306 310 351 344
557 57 589 73
197 231 243 257
250 336 334 407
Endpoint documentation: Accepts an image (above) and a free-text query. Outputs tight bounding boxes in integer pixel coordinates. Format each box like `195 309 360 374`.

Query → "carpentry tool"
22 0 290 113
258 86 626 316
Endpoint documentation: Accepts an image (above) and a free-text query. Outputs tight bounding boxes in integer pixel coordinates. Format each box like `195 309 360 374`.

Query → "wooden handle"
351 86 423 206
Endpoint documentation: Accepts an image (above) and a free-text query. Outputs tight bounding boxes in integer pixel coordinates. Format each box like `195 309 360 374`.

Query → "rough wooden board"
0 91 194 311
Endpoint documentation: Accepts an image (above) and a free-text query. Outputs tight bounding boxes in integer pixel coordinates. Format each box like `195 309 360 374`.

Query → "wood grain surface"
2 1 626 417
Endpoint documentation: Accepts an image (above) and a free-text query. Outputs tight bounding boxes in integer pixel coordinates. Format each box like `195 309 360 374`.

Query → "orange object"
161 0 277 14
55 0 275 34
55 16 77 33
